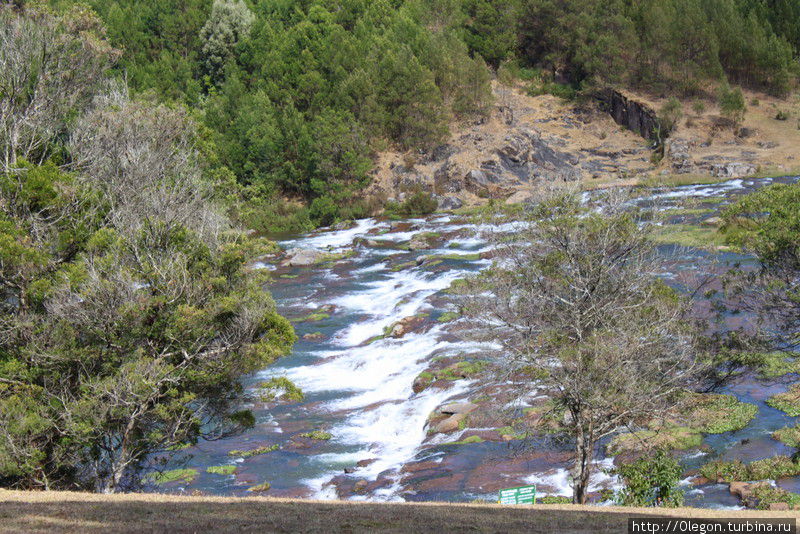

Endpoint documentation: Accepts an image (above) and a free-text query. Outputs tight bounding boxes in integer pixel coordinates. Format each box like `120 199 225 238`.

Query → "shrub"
613 450 684 507
659 98 683 134
385 191 438 218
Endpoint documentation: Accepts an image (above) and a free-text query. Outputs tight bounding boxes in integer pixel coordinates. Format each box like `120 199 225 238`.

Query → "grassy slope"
1 490 798 533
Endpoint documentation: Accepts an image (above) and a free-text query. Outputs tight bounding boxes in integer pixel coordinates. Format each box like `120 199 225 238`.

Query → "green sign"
498 484 536 505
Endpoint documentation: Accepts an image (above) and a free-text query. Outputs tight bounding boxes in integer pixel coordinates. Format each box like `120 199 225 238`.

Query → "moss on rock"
767 383 800 416
149 468 198 485
206 465 237 476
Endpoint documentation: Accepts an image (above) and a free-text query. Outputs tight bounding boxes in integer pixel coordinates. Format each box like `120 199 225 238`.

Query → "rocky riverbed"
149 175 800 510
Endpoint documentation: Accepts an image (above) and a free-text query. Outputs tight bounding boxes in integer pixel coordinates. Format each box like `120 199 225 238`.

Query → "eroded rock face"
710 162 757 178
597 89 660 140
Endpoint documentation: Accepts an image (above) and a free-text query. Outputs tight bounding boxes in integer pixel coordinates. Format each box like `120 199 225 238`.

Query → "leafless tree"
0 5 117 173
462 191 708 503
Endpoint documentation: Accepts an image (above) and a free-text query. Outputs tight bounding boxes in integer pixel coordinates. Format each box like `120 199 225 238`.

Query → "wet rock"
434 413 468 433
356 458 377 468
319 304 336 314
302 332 325 341
353 479 369 493
439 402 478 416
408 233 441 251
333 220 356 231
388 315 426 338
344 467 356 474
284 248 323 266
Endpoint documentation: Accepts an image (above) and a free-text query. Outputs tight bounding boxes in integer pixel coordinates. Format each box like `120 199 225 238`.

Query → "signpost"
498 484 536 505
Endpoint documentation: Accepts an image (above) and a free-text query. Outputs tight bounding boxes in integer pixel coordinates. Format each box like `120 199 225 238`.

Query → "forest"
42 0 800 231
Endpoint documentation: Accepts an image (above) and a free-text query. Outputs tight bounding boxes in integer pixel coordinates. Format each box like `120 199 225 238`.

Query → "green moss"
258 377 304 402
445 278 469 294
247 482 271 493
228 444 279 458
437 311 460 323
650 224 728 249
206 465 237 476
435 253 481 261
315 250 356 264
390 261 417 272
299 430 332 441
438 360 488 380
773 425 800 448
767 383 800 416
447 435 484 445
149 468 198 485
279 274 299 279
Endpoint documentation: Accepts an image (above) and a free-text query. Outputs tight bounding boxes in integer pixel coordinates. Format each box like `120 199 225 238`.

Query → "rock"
353 479 368 493
439 402 478 416
769 502 790 511
505 190 534 205
333 220 356 231
433 413 467 433
729 481 770 505
389 315 425 338
303 332 324 341
356 458 377 468
344 467 356 474
596 89 660 140
319 304 336 314
438 196 463 210
738 127 756 138
408 234 437 251
284 248 323 266
711 162 757 178
666 138 693 174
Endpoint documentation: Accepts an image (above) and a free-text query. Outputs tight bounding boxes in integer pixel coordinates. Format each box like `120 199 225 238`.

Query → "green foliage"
717 84 746 126
385 191 439 218
258 377 304 402
658 98 684 134
773 425 800 448
614 450 685 507
539 495 572 504
199 0 254 86
750 484 800 510
766 384 800 416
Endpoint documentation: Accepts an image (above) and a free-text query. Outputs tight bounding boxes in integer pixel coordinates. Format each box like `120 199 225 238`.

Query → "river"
158 176 799 509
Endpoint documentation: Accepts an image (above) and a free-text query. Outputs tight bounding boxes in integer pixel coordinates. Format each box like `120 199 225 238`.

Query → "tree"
718 83 746 127
462 192 706 504
199 0 254 86
0 5 117 172
722 183 800 351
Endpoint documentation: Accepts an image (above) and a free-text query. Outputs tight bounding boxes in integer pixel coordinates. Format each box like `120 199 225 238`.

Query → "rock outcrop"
597 89 660 140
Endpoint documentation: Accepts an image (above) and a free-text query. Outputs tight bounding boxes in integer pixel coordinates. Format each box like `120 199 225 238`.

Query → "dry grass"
1 490 799 533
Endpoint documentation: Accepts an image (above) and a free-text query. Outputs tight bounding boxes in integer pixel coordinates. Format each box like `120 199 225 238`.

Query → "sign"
498 484 536 505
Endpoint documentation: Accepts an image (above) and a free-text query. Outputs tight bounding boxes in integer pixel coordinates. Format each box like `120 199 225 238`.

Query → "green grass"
228 444 279 458
773 425 800 448
688 394 758 434
700 456 800 483
756 352 800 379
767 383 800 416
148 468 198 485
649 224 728 249
607 426 703 456
206 465 237 476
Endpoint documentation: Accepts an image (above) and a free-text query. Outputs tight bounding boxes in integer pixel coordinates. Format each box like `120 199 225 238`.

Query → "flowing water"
159 176 799 508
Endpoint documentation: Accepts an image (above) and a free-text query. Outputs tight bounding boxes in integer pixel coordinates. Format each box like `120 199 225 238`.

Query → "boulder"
769 502 790 511
438 196 463 210
439 402 478 416
433 413 467 433
389 315 425 338
284 248 323 266
408 234 437 251
710 162 757 178
353 479 368 493
356 458 377 468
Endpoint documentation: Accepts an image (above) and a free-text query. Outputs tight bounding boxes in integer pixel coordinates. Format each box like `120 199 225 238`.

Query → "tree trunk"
572 426 594 504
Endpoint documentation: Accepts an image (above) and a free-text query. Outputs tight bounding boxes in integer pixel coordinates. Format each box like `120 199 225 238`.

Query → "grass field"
0 490 798 533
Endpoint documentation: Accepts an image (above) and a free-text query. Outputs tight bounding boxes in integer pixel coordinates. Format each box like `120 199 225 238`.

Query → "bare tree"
462 191 707 504
0 5 117 172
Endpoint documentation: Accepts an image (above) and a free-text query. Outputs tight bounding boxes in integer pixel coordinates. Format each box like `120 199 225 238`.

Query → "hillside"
1 490 797 533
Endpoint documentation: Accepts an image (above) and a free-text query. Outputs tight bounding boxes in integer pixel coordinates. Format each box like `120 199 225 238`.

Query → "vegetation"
0 5 295 493
699 456 800 483
299 431 332 441
227 445 279 458
148 468 199 486
614 451 684 507
766 384 800 416
206 465 237 476
462 192 709 503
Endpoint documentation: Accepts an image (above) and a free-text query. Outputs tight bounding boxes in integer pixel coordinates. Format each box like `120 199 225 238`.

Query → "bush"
718 84 746 127
385 191 438 218
776 111 790 121
613 450 685 507
659 98 683 135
